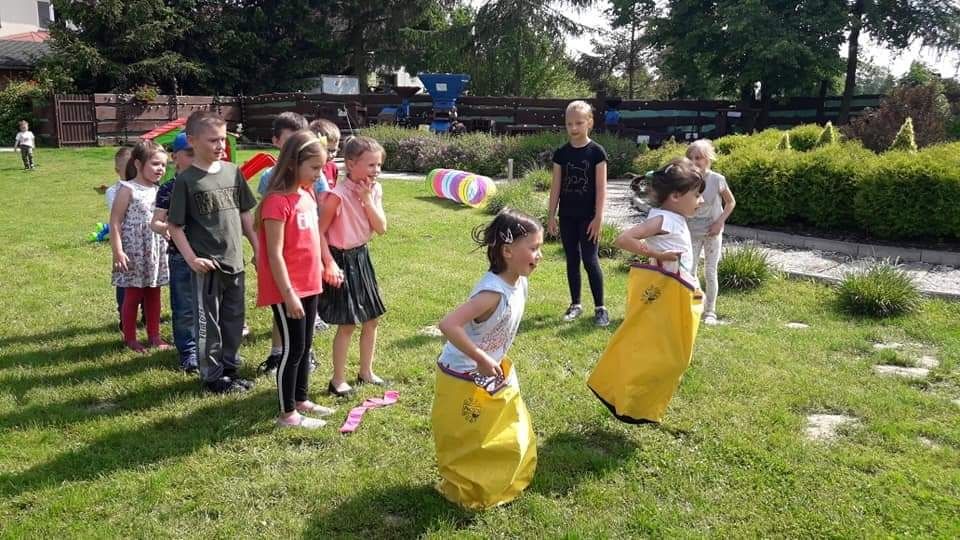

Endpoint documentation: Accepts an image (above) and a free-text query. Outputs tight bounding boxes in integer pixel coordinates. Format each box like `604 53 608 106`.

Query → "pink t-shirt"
325 179 382 250
323 161 338 188
256 189 323 307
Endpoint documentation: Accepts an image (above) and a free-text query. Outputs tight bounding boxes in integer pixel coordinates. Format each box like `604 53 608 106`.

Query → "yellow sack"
588 264 703 424
431 359 537 510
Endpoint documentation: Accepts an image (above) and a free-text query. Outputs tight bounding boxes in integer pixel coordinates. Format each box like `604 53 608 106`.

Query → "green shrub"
524 167 553 191
854 148 960 239
391 136 444 172
787 142 872 230
837 264 920 318
717 245 772 290
717 149 794 226
597 223 621 259
593 133 642 177
889 117 918 152
788 124 825 151
777 132 792 151
817 122 839 146
484 180 547 223
0 81 45 143
633 138 686 174
362 125 430 170
444 132 505 176
501 131 568 173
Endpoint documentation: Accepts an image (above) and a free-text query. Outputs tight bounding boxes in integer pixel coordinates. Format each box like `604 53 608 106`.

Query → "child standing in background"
685 140 735 325
547 101 610 327
150 132 198 373
13 120 36 170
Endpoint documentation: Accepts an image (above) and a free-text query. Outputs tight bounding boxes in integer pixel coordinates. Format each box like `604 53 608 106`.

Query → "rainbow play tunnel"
427 168 497 207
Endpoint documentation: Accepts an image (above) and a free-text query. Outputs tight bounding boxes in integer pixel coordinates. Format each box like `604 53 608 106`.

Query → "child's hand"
188 256 219 273
358 179 375 201
476 354 503 379
707 220 724 236
651 250 683 262
547 216 558 237
323 261 344 287
113 252 130 272
284 295 305 319
587 216 602 243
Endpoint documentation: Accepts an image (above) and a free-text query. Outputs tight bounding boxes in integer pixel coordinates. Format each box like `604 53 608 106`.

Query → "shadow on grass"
413 196 476 212
0 393 270 499
0 377 198 430
520 314 623 339
301 484 474 539
0 346 177 397
0 322 120 349
388 334 440 351
531 428 636 497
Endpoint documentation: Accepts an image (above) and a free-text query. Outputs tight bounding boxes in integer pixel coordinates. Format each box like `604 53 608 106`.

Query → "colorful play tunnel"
427 168 497 207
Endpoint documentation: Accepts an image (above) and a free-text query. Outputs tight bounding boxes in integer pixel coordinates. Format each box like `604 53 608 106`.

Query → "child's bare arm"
149 208 169 237
614 216 681 261
362 183 387 234
109 186 132 271
439 291 503 378
587 161 608 242
546 163 562 236
709 186 737 236
240 210 259 265
317 194 343 286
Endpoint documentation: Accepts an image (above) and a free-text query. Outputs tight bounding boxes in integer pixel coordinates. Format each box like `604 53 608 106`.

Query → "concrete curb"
724 225 960 267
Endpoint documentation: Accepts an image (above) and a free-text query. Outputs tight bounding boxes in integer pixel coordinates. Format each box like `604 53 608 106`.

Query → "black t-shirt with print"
552 140 608 218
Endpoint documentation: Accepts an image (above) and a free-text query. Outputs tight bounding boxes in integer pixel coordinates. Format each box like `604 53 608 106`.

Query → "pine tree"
889 117 918 153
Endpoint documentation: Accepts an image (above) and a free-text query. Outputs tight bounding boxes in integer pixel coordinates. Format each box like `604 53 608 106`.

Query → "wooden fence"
36 91 884 147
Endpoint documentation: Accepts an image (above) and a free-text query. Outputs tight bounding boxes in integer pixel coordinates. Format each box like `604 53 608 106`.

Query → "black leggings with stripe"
271 295 319 414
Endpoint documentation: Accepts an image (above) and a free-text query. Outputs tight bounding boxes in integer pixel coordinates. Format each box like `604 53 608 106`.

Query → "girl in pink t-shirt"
318 136 388 398
257 130 336 429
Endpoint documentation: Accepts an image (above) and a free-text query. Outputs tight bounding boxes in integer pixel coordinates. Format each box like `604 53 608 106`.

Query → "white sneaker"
314 318 330 331
562 304 583 322
277 414 326 430
703 312 718 325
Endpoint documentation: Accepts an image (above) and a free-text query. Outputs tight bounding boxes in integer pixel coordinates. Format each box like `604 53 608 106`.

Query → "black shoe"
594 307 610 327
202 377 246 394
328 381 355 397
231 377 255 390
182 365 199 375
355 374 387 386
257 353 281 377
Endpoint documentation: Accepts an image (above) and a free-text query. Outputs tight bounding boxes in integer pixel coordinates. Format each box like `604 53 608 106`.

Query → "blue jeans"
169 253 198 368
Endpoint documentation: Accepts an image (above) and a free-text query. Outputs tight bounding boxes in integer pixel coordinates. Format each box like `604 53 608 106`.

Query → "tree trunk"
352 23 368 94
757 80 771 129
628 19 637 99
839 0 864 124
816 79 828 124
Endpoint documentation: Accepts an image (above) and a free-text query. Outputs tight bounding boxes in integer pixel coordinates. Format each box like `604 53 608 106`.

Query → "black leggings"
271 295 319 414
559 216 604 307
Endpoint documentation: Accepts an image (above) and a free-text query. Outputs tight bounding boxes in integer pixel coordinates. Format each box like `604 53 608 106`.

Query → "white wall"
0 1 53 37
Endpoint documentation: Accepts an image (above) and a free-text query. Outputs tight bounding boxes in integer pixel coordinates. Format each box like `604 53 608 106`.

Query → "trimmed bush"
837 264 920 317
633 138 686 174
444 133 505 176
716 150 794 226
524 167 553 191
777 132 792 151
889 117 918 152
788 124 825 152
787 142 873 230
817 122 839 146
500 131 568 173
717 245 772 290
854 148 960 239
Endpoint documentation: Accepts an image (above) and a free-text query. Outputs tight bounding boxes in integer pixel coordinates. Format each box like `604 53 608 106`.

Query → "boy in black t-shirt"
547 100 610 327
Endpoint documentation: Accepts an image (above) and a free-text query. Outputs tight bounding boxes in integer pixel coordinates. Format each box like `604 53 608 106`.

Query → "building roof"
0 38 50 69
3 31 50 43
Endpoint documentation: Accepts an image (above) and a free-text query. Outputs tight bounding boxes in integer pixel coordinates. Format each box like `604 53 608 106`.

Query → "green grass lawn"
1 148 958 538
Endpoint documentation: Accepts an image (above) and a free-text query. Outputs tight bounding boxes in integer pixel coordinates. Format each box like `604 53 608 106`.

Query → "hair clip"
499 228 514 244
663 164 675 174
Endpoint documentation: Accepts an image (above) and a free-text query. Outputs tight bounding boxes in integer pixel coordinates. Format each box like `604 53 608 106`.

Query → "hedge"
630 126 960 241
360 126 640 178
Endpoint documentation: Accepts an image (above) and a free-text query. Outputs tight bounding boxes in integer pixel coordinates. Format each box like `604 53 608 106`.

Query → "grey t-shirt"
687 171 729 236
168 162 257 274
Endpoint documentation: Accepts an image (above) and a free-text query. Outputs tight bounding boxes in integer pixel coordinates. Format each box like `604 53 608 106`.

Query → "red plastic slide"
239 152 277 181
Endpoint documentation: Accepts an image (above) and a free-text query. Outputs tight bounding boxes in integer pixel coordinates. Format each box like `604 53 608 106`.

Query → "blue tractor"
418 73 471 134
